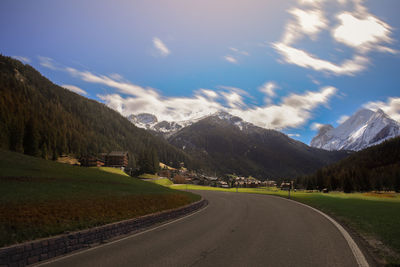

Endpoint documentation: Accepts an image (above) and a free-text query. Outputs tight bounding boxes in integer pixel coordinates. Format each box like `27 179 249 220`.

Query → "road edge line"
283 197 369 267
35 200 209 266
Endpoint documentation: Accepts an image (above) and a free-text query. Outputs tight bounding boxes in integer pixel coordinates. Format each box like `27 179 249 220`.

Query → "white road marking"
284 197 370 267
35 202 209 266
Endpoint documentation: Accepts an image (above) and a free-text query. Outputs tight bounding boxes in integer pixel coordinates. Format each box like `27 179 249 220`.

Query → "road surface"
40 191 362 267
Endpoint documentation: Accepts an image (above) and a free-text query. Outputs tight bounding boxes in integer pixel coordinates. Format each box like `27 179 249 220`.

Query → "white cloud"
364 97 400 122
273 0 396 75
224 47 249 64
274 43 369 75
333 12 393 53
259 82 279 98
38 56 59 70
288 133 301 137
62 84 88 95
311 122 324 131
289 8 327 40
231 86 337 129
229 47 250 56
153 37 170 57
12 56 31 64
224 55 238 64
336 115 349 124
41 59 337 130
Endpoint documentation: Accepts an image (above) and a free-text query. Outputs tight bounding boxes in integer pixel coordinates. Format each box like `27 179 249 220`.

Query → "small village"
76 151 293 189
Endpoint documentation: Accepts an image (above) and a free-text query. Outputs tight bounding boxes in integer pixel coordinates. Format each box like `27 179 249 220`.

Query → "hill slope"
168 112 348 179
299 137 400 192
0 55 196 170
0 149 199 246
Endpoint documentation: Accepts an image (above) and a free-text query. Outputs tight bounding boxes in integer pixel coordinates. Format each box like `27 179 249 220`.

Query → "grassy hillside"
0 54 197 171
172 185 400 264
0 150 200 247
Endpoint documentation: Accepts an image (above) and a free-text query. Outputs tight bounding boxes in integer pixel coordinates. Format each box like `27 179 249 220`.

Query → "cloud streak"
153 37 170 57
12 56 31 64
40 59 338 130
364 97 400 122
273 0 396 76
62 84 88 95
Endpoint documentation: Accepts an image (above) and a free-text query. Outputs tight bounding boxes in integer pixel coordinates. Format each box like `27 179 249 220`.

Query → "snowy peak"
128 111 254 136
127 113 158 129
311 109 400 151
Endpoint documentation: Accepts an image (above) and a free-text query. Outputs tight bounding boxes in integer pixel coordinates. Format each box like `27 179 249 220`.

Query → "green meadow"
146 178 174 186
0 150 200 247
171 184 400 264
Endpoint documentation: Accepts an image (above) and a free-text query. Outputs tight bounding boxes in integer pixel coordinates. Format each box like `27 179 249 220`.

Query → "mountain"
166 111 348 179
128 113 205 137
299 136 400 192
0 55 196 170
311 109 400 151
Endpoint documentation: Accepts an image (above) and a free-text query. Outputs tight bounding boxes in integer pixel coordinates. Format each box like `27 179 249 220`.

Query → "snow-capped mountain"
127 111 252 136
127 113 205 136
311 109 400 151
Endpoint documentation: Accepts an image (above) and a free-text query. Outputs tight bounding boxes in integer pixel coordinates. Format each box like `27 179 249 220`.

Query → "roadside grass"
138 173 159 179
172 184 400 264
93 166 129 176
0 150 200 247
147 178 173 186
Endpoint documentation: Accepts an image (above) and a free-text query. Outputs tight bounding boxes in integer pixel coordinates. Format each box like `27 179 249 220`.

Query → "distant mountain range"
311 109 400 151
129 111 348 178
127 113 202 137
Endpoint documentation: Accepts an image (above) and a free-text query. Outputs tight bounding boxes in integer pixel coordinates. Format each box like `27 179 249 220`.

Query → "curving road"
40 191 362 267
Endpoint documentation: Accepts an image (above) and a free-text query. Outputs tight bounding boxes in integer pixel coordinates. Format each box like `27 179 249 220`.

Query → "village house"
104 151 129 168
81 151 129 169
79 156 104 167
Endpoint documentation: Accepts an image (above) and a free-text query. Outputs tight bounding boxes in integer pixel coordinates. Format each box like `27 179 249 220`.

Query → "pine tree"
23 117 39 156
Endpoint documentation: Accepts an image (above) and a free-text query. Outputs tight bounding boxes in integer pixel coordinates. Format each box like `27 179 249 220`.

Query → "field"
146 178 174 186
0 150 200 247
171 184 400 264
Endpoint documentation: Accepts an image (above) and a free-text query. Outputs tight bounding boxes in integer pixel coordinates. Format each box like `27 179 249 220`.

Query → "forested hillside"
168 115 349 179
297 137 400 192
0 55 197 171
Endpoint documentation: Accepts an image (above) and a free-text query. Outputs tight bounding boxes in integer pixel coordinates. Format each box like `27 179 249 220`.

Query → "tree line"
0 55 200 174
296 137 400 192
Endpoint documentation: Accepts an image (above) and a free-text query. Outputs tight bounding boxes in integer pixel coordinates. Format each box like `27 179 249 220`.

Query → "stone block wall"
0 198 207 266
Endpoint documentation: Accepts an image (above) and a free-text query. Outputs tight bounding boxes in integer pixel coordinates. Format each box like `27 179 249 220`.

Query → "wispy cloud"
311 122 325 131
62 84 88 95
152 37 170 57
38 56 59 70
364 97 400 122
224 56 238 64
273 0 396 76
12 56 31 64
336 115 349 124
224 47 249 64
40 59 337 130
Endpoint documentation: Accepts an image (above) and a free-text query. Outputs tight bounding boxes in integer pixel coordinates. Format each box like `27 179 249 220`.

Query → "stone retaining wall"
0 198 207 267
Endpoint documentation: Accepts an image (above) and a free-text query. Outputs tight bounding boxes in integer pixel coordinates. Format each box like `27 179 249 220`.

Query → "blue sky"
1 0 400 144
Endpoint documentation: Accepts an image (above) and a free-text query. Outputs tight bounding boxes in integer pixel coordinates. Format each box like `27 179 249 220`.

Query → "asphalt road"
41 191 360 267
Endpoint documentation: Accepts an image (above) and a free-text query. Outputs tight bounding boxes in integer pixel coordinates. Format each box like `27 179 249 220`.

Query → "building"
79 156 104 167
105 151 129 168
